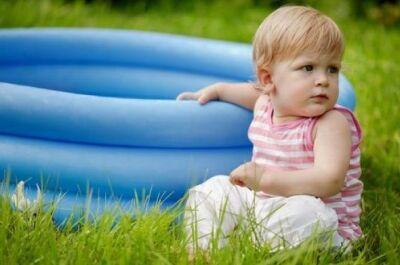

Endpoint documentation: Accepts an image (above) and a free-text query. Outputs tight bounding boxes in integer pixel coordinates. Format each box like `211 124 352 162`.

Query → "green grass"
1 0 399 264
0 193 374 265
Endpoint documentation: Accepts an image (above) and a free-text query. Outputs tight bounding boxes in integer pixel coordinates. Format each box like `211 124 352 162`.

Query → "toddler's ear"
257 66 275 94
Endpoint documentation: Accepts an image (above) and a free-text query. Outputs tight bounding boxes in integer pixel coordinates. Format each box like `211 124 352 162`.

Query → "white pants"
185 175 347 251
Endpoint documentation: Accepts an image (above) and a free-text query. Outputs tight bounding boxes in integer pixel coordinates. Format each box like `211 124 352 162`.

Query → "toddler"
177 5 362 252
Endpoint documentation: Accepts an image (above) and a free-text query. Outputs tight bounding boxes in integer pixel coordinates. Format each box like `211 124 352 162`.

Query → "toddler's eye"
328 66 339 73
302 65 313 72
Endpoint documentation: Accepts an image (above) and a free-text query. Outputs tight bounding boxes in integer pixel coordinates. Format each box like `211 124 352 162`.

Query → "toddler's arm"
176 82 261 110
230 110 352 198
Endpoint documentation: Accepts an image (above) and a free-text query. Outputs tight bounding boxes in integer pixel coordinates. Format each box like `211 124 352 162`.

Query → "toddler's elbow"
322 172 345 197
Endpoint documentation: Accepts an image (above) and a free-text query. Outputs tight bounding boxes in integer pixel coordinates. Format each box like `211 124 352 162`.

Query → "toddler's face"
269 51 340 119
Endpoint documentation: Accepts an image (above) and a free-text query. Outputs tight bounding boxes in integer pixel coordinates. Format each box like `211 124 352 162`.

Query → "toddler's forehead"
276 48 342 64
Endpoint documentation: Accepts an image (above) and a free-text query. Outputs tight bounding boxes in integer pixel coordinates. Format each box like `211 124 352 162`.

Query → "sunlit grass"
0 191 382 265
0 0 399 264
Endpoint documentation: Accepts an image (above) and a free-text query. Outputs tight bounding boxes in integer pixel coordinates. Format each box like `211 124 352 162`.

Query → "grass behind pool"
0 0 399 264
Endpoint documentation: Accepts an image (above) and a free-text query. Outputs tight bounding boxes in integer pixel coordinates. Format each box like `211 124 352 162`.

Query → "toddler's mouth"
311 94 329 100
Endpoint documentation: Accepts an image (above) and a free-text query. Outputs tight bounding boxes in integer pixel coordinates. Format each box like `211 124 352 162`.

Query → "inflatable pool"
0 28 356 223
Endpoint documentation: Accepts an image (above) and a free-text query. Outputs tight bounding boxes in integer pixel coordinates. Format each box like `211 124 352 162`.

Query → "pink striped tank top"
248 101 363 240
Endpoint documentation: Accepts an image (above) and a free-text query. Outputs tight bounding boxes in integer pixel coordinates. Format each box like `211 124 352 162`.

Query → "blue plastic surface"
0 29 356 223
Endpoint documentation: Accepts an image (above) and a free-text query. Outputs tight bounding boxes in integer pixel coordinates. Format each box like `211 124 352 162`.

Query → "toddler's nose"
315 72 329 87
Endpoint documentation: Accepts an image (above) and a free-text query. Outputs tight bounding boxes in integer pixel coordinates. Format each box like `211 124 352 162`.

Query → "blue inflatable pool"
0 28 356 223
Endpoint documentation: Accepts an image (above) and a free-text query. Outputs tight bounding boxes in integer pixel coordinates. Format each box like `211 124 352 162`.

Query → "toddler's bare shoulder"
316 109 350 132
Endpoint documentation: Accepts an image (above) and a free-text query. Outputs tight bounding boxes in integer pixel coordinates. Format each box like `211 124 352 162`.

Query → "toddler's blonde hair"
253 6 344 72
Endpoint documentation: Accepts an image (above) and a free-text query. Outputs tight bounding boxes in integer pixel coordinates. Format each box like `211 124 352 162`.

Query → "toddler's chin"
304 105 333 117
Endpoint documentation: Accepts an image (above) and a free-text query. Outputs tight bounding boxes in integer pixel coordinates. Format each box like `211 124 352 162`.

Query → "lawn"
1 0 399 264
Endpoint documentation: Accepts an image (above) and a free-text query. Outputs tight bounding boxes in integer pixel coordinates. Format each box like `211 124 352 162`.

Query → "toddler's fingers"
176 92 197 101
198 94 213 105
229 176 235 184
229 176 245 187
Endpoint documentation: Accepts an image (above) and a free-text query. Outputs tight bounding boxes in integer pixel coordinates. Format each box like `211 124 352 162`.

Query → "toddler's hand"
229 162 264 191
176 83 222 105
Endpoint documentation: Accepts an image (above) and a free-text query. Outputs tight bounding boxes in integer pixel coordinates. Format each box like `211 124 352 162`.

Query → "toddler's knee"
205 175 231 186
284 195 337 229
190 175 231 193
286 195 321 208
